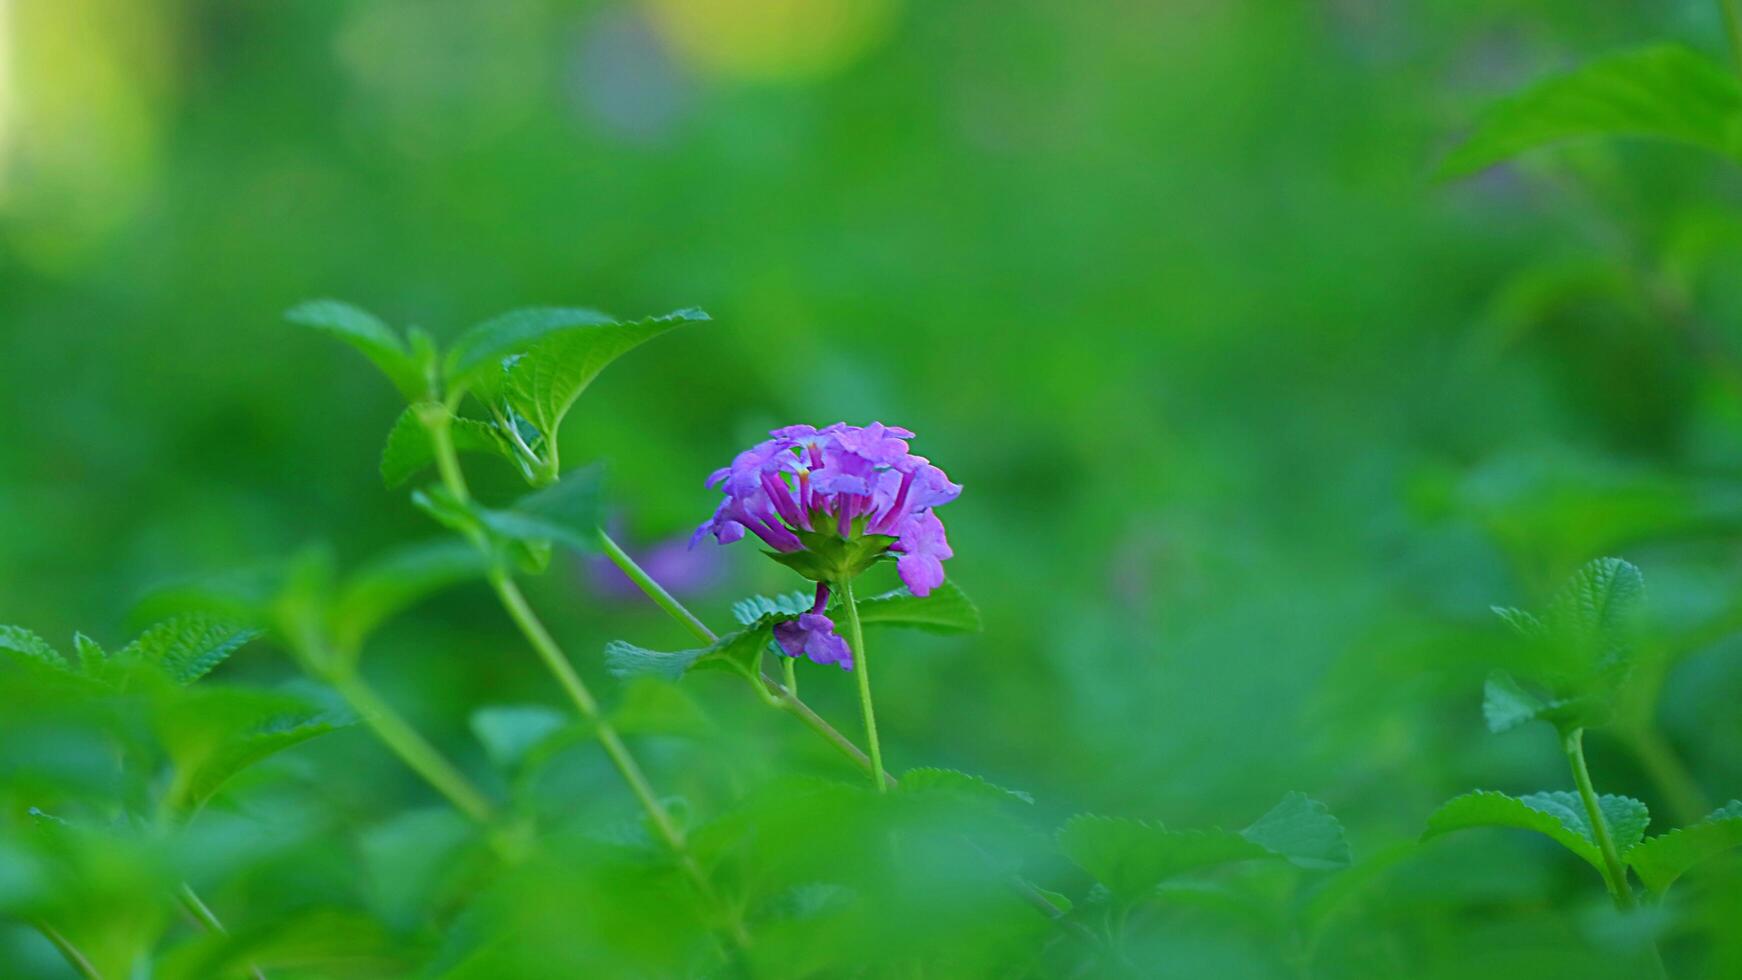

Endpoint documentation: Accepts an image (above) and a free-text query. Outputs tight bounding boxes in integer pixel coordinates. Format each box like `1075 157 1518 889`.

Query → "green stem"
1724 0 1742 76
597 529 716 642
783 656 799 698
328 668 498 825
178 884 268 980
427 427 747 949
1563 728 1636 909
34 921 102 980
837 579 886 794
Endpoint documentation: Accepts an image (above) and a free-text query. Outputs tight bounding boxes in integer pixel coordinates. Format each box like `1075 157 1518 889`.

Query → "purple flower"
694 422 961 596
772 584 855 669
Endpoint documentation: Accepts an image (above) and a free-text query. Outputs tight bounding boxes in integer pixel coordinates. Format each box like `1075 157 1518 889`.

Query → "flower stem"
1723 0 1742 76
177 884 269 980
426 425 747 949
34 921 102 980
328 667 498 825
783 656 799 698
837 579 886 794
1563 728 1636 909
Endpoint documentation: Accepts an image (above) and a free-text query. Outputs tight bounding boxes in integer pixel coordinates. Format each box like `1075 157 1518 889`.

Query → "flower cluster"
694 422 962 669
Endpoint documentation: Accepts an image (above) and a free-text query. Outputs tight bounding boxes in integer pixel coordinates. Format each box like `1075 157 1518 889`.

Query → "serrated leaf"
1423 790 1649 875
72 632 105 674
497 308 710 446
0 625 68 670
1241 792 1352 870
444 307 620 391
731 591 814 626
1441 44 1742 178
899 768 1034 806
1491 606 1545 639
846 580 983 634
333 539 489 651
470 705 569 769
1627 800 1742 894
604 624 769 687
286 300 425 399
1058 815 1274 904
127 616 263 685
380 404 514 488
1548 557 1645 643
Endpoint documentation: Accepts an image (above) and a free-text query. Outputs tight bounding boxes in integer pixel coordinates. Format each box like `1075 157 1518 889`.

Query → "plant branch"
178 884 269 980
327 667 497 825
838 578 886 793
34 921 103 980
1563 728 1636 908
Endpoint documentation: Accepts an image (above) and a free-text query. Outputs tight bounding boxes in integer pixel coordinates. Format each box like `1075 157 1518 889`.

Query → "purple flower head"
695 421 961 596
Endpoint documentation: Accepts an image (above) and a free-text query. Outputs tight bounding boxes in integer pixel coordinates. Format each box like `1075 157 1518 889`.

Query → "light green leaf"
478 466 605 554
286 300 425 399
1058 815 1273 904
845 580 983 634
604 625 769 687
494 308 711 444
0 625 67 670
732 591 814 626
603 640 706 683
1422 790 1649 875
334 539 489 650
1441 45 1742 178
1547 556 1645 643
1241 792 1352 870
900 767 1034 806
471 705 569 769
1627 800 1742 894
128 616 263 685
380 404 514 488
1491 606 1545 639
1483 670 1574 734
72 632 106 674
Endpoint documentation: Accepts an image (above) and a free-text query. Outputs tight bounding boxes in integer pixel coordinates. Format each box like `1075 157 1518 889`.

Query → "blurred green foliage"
6 0 1742 976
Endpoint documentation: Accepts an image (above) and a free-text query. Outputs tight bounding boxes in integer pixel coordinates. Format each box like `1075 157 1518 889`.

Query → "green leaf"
731 591 814 626
1491 606 1545 639
494 308 711 446
899 767 1034 806
1058 815 1273 904
333 539 489 650
161 685 352 811
444 307 619 391
286 300 425 399
380 404 514 488
477 466 605 554
1422 790 1649 875
1547 556 1645 644
1627 800 1742 894
1441 45 1742 178
127 616 263 685
72 632 106 674
1240 792 1352 870
0 625 68 670
470 705 569 769
1483 670 1569 734
847 580 984 634
603 640 706 683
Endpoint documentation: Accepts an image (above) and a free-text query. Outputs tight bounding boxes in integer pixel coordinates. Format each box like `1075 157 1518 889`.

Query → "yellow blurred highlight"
645 0 900 82
3 0 173 270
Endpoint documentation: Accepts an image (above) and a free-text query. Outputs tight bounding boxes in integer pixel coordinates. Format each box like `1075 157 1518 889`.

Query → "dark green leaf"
1240 792 1352 870
848 580 983 634
161 685 352 811
604 640 707 682
731 591 814 626
380 404 515 488
286 300 425 399
1627 800 1742 894
1483 670 1569 734
604 625 769 687
477 466 605 554
1441 45 1742 178
899 767 1033 806
496 308 711 445
1422 790 1649 875
127 616 263 685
